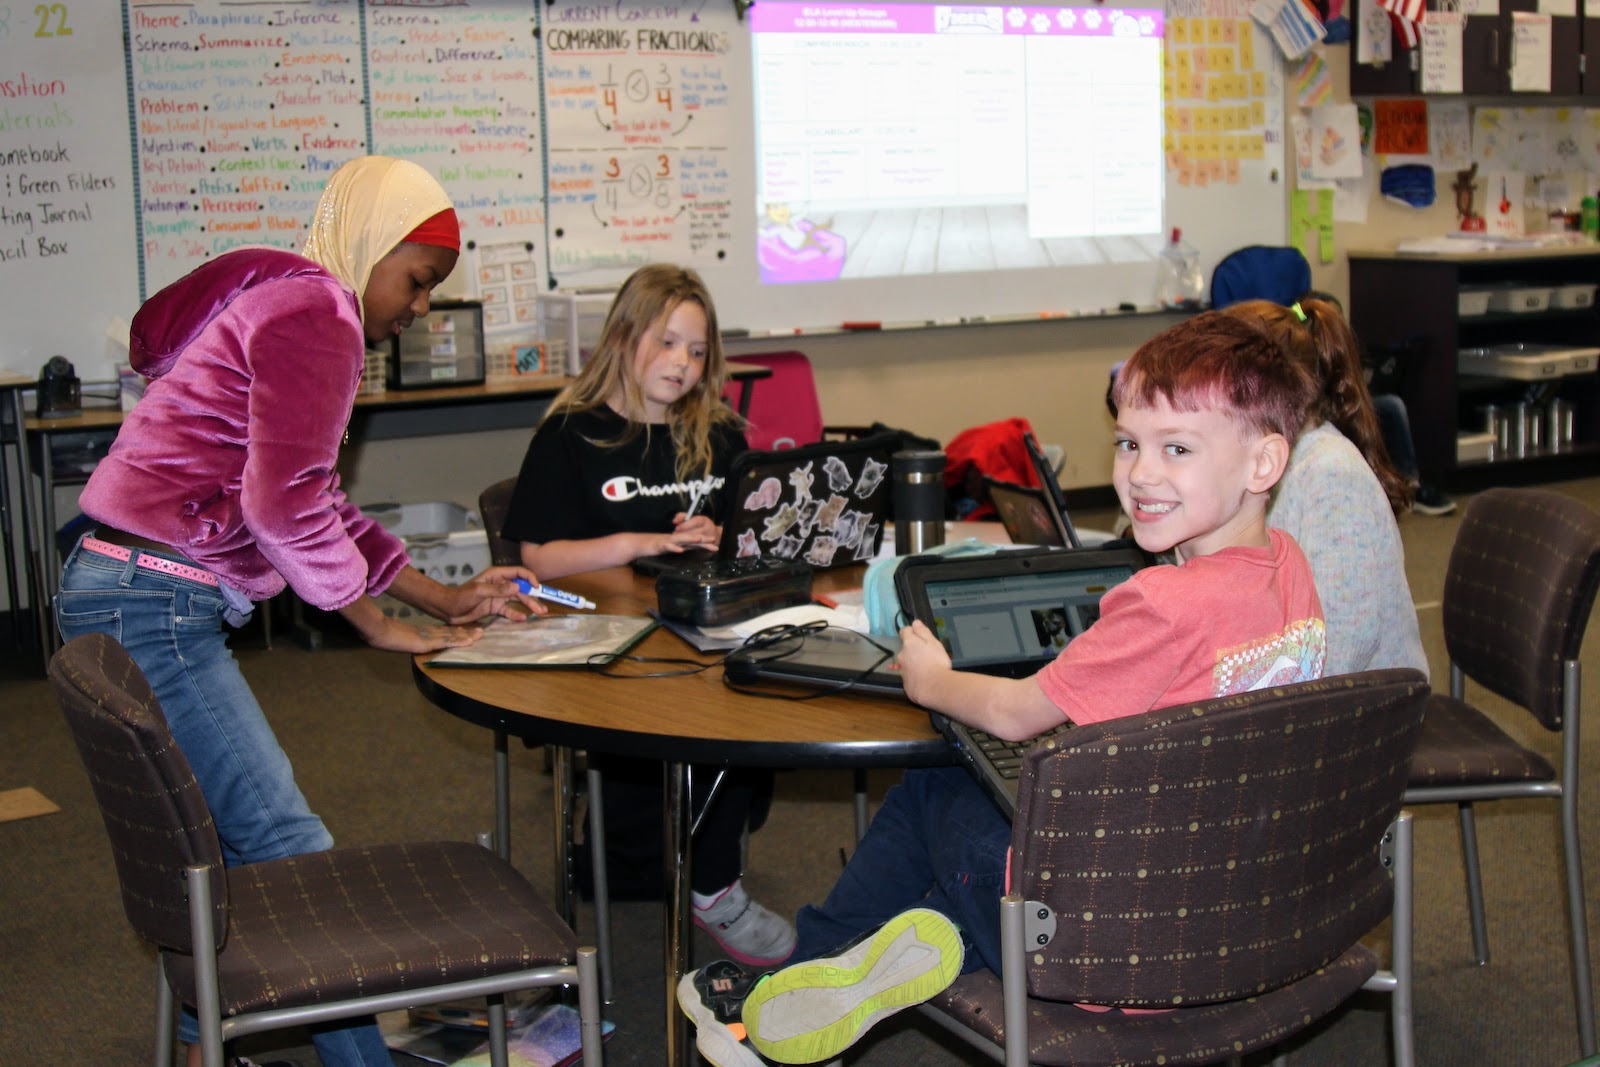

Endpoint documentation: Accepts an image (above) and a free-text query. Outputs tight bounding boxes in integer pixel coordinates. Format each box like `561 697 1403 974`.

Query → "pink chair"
720 351 868 451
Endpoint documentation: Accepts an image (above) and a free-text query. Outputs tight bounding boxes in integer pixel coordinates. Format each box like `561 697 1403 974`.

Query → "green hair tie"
1291 302 1307 322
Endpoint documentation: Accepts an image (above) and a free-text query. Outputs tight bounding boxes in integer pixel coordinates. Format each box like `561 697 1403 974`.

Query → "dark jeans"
589 754 774 897
787 766 1010 976
1373 393 1420 482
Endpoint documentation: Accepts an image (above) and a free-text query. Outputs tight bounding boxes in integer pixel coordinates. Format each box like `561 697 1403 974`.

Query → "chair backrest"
1009 669 1429 1007
720 351 824 451
479 476 521 567
1210 244 1312 309
1443 487 1600 730
48 633 226 954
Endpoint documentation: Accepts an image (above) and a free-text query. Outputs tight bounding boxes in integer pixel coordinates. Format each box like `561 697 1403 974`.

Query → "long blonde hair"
545 264 743 482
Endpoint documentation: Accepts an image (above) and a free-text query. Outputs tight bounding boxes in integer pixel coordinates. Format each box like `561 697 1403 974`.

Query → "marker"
721 327 751 339
841 321 881 331
683 490 706 520
513 578 597 610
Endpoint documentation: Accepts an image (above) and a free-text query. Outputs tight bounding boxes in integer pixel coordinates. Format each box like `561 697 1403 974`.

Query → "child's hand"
364 618 487 654
897 619 953 705
440 566 547 623
670 512 721 548
639 524 718 557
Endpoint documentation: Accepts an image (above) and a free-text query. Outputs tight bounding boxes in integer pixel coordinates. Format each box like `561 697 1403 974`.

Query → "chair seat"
164 841 578 1016
928 944 1378 1066
1409 694 1556 788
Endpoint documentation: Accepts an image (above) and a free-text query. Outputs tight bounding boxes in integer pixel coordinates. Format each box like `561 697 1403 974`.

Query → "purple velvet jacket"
78 249 408 609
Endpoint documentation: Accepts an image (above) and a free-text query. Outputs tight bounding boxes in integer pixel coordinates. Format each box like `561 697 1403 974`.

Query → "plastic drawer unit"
389 300 485 389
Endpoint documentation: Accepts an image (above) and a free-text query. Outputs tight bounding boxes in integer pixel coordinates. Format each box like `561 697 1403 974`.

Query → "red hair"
1112 311 1316 444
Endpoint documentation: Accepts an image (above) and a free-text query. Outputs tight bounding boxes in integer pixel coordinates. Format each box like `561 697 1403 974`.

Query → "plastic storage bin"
363 501 490 619
1458 343 1599 380
1458 286 1494 316
1551 284 1596 309
537 291 613 375
1486 285 1552 314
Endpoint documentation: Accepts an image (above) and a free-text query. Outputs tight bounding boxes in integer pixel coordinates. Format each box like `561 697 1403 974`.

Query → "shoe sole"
742 907 963 1063
677 971 766 1067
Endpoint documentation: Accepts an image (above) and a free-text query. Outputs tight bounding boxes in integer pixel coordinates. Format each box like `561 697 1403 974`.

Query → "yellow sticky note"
1171 18 1190 44
1190 73 1206 98
1206 77 1222 102
1214 47 1235 72
1251 70 1266 96
1176 50 1193 77
1207 17 1224 42
1251 100 1266 125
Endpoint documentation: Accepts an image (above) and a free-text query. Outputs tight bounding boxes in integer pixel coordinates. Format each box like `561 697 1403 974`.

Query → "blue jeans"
55 538 394 1067
787 766 1010 976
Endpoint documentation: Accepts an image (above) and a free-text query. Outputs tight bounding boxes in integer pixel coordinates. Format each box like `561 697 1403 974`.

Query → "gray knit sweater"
1268 422 1430 679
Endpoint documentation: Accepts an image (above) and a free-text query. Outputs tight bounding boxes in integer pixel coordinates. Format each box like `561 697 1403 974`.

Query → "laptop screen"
901 549 1144 676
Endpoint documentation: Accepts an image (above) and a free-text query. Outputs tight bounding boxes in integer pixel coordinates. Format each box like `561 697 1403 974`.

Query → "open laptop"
633 431 900 576
724 545 1147 814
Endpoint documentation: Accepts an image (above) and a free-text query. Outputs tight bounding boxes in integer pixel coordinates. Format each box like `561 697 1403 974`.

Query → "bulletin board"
0 0 1285 382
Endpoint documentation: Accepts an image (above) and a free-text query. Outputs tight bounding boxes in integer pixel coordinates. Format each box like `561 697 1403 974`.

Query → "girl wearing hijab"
57 156 537 1067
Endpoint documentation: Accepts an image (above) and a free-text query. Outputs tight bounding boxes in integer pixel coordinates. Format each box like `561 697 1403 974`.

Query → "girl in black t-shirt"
504 264 794 968
504 263 748 576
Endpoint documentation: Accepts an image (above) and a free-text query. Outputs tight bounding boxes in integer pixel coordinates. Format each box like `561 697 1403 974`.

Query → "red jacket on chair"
944 417 1040 521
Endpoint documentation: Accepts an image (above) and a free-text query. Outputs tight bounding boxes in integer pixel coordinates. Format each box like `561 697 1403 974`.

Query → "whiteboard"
0 0 1285 381
0 3 138 380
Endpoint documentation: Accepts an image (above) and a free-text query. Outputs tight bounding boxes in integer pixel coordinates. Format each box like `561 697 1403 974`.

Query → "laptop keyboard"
967 722 1073 780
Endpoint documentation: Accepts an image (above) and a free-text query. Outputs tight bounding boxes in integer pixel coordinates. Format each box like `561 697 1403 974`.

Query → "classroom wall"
0 39 1477 621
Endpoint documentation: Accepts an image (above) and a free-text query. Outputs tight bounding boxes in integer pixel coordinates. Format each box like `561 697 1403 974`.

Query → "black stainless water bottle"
892 450 946 556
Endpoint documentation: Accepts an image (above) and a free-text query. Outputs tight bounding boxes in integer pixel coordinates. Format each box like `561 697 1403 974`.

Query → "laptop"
1020 431 1083 549
724 545 1147 814
633 431 900 576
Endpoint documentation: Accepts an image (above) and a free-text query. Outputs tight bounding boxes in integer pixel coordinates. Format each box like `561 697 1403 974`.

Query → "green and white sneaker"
741 907 964 1063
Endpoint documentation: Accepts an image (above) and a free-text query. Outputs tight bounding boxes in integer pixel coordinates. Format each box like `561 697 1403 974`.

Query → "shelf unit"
1349 246 1600 488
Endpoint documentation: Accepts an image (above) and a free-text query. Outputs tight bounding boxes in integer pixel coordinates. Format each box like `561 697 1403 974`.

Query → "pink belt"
80 537 220 588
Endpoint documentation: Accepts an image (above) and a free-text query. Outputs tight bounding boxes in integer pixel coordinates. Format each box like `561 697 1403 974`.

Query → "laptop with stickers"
634 432 900 576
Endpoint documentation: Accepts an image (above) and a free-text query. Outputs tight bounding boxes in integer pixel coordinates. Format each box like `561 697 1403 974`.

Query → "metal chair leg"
154 954 175 1067
1392 812 1416 1067
587 765 614 1005
1561 662 1596 1055
488 994 509 1067
853 769 869 840
1456 800 1489 964
493 730 511 861
577 946 604 1064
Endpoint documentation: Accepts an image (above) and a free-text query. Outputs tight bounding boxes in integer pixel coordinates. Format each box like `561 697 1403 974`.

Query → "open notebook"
632 431 900 576
724 545 1146 814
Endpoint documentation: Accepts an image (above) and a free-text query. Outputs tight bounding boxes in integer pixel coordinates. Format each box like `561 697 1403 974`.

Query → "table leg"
665 759 692 1067
493 730 511 861
10 390 43 663
553 745 577 930
35 431 56 659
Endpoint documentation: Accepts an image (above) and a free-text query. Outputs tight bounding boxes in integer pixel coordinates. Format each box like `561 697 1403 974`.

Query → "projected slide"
749 3 1164 286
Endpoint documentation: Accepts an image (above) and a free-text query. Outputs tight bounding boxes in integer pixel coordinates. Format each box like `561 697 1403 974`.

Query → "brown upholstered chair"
480 475 522 568
49 632 603 1067
1404 487 1600 1057
479 476 616 1004
920 669 1430 1067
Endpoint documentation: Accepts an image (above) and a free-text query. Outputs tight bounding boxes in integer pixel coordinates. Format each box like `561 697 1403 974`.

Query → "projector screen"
748 2 1166 289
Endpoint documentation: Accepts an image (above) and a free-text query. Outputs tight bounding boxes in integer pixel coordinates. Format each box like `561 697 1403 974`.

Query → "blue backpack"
1209 245 1311 309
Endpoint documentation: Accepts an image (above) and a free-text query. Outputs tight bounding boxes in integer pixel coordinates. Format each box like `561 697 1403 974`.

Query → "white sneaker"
693 880 797 968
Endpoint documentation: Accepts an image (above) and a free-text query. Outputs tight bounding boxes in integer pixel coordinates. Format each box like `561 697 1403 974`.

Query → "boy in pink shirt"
680 311 1328 1067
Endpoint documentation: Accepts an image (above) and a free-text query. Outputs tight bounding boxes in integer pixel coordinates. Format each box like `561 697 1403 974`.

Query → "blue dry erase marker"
513 578 597 610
